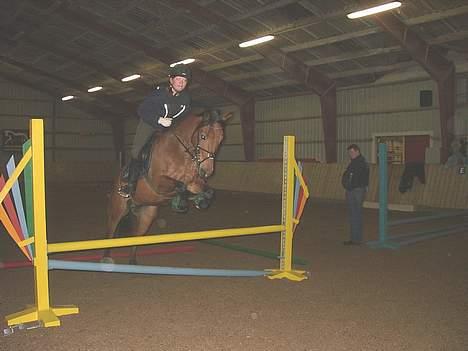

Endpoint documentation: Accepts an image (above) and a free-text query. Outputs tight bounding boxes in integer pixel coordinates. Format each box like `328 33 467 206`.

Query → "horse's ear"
222 111 234 122
200 111 210 121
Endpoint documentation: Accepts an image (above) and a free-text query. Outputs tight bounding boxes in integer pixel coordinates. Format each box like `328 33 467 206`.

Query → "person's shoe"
343 240 362 246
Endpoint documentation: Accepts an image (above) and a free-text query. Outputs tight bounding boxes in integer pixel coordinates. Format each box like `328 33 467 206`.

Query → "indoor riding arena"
1 1 467 350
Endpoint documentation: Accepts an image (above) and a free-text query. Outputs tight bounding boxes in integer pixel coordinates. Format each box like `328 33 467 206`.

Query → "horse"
103 111 232 264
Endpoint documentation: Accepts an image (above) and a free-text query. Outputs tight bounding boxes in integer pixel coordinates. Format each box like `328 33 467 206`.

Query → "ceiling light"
347 2 401 19
239 35 275 48
87 86 103 93
121 74 141 82
170 58 195 67
61 95 75 101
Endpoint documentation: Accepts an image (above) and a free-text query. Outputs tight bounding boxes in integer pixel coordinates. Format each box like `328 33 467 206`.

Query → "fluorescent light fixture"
347 1 401 19
87 86 103 93
61 95 75 101
170 58 195 67
239 35 275 48
121 74 141 82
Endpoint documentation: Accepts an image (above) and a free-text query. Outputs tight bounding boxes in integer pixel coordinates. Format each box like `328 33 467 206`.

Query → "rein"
173 126 219 178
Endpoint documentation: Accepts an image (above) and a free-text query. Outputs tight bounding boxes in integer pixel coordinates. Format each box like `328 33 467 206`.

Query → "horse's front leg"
186 181 214 209
129 205 159 265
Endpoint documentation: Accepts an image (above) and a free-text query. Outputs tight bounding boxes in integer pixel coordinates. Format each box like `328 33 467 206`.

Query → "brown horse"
103 111 232 264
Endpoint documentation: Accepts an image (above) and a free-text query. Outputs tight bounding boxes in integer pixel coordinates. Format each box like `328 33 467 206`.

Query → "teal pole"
368 143 399 248
378 143 388 244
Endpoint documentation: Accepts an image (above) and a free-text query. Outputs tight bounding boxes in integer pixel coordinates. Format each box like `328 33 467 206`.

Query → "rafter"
372 12 456 162
0 56 136 116
31 0 253 106
0 70 126 121
172 0 338 162
197 5 468 73
29 0 256 159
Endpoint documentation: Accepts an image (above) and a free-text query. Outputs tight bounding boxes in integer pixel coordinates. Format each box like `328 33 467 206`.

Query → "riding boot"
118 158 141 198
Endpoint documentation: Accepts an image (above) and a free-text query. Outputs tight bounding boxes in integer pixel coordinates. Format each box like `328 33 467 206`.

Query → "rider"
118 63 192 197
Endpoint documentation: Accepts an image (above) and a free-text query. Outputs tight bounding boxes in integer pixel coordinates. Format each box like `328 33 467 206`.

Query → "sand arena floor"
1 185 467 351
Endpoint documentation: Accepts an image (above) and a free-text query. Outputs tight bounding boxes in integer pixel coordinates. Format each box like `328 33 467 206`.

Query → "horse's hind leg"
102 187 130 262
129 205 159 265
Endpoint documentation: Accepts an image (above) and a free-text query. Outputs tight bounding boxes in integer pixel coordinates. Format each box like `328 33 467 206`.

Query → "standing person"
118 63 192 198
341 144 369 245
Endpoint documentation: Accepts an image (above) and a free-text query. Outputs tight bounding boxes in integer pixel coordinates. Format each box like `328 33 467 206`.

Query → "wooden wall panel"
209 162 468 210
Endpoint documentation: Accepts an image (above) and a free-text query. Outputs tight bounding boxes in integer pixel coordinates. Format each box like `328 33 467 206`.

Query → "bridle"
173 123 222 178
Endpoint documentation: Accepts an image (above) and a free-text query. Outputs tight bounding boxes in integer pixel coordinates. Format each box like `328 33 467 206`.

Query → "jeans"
345 187 366 242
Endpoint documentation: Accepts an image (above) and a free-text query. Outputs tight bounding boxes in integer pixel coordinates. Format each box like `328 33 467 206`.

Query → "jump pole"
367 143 399 249
5 119 309 328
367 143 468 249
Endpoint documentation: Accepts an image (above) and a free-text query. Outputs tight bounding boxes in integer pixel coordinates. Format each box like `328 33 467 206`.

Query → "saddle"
121 132 160 180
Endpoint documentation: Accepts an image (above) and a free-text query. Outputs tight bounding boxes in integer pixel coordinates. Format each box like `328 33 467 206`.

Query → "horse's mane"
172 113 203 139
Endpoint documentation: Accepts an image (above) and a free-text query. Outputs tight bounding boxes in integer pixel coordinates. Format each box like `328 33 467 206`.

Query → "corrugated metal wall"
52 106 114 162
455 105 468 137
255 94 324 161
0 79 116 183
217 105 244 161
220 77 467 163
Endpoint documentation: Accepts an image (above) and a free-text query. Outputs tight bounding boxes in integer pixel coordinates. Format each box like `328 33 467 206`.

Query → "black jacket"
138 84 191 130
342 155 369 191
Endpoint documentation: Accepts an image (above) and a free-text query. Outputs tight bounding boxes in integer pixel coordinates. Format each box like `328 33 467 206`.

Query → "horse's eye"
201 134 206 140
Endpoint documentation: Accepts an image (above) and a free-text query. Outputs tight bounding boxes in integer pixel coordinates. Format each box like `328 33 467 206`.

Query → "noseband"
174 125 222 178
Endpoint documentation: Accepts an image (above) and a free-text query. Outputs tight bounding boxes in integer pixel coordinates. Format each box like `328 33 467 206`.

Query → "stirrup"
117 185 131 198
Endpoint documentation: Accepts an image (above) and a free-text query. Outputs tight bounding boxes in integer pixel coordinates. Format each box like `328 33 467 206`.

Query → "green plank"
203 239 308 266
22 139 34 256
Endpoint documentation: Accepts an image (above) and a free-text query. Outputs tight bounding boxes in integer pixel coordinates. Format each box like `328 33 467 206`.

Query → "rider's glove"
158 117 172 127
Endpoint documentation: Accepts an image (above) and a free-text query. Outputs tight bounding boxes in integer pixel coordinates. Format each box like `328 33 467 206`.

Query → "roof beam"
373 14 454 80
205 29 468 76
372 12 456 162
229 0 300 21
0 14 153 96
156 0 306 48
32 0 253 106
173 0 337 162
0 70 127 121
0 55 136 116
198 5 468 72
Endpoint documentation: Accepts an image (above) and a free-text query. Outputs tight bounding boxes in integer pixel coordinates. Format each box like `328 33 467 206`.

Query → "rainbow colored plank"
0 139 34 261
293 161 309 233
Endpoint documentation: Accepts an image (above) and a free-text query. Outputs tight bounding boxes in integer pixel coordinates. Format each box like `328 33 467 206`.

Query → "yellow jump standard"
5 119 309 328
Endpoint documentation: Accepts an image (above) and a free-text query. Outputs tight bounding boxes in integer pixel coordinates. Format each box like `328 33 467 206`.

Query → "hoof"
100 257 114 264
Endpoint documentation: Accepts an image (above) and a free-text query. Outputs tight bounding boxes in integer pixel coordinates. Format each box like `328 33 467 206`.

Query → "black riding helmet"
168 63 191 82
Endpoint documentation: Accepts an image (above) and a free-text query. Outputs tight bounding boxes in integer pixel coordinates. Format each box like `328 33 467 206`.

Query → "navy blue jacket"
138 84 191 129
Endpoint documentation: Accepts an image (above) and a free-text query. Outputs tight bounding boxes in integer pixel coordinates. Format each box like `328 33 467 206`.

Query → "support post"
379 143 388 243
367 144 399 249
6 119 78 328
267 136 307 281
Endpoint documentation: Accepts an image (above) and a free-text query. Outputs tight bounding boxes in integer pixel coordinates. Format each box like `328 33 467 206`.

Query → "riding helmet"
169 64 191 81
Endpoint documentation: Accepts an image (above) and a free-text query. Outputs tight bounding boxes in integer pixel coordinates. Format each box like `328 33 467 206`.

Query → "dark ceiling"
1 0 467 119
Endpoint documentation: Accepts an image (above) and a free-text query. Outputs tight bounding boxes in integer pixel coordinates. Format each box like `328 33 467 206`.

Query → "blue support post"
367 143 399 249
